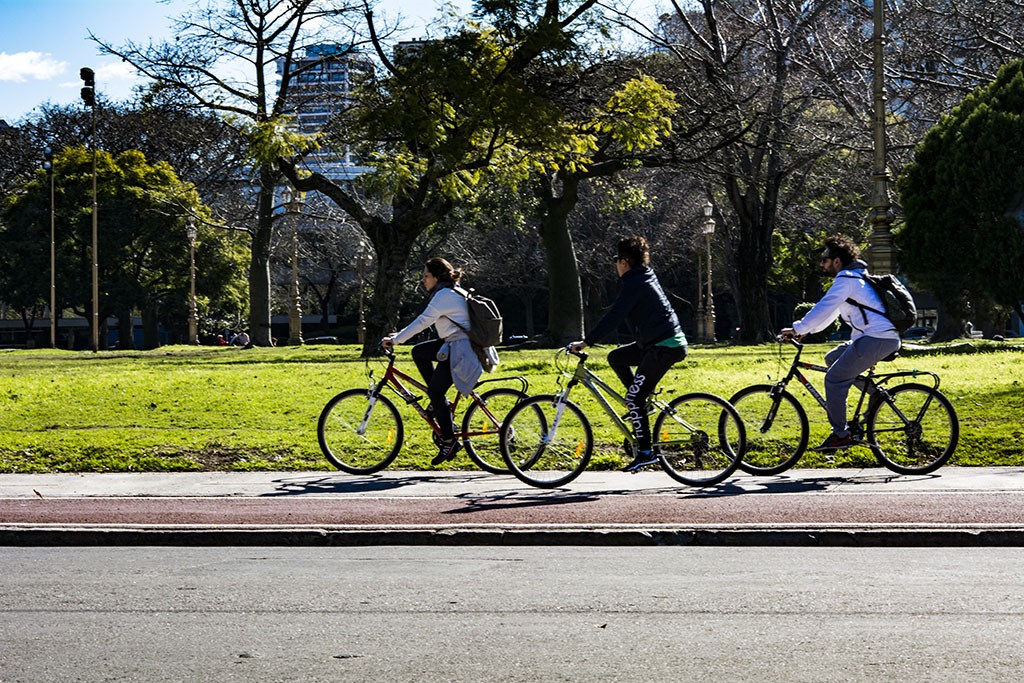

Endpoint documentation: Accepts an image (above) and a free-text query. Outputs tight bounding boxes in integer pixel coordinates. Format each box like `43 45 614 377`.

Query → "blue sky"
0 0 471 123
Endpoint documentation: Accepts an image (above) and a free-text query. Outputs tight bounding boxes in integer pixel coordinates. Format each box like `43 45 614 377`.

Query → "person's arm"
791 275 855 336
584 278 640 346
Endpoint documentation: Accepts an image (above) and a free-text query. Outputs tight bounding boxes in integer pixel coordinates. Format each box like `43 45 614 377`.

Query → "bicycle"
729 337 959 476
498 347 746 488
317 347 529 474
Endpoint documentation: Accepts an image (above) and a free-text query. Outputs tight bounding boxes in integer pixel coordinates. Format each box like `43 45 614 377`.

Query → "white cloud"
96 60 140 82
0 51 67 83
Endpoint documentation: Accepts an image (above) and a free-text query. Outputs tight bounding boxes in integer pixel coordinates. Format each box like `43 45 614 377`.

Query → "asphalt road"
3 467 1024 545
3 545 1024 682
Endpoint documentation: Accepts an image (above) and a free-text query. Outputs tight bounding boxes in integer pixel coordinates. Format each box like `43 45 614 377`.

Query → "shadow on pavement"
446 488 602 514
264 473 491 496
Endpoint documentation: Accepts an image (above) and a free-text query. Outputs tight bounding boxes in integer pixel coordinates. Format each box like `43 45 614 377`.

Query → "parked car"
901 327 932 340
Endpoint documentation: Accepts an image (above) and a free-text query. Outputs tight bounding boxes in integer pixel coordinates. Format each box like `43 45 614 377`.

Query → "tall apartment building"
278 42 373 180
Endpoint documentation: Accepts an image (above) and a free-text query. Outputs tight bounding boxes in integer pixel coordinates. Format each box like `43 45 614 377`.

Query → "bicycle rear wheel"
461 388 526 474
500 394 592 489
317 388 403 474
729 384 808 475
866 383 958 475
654 393 746 487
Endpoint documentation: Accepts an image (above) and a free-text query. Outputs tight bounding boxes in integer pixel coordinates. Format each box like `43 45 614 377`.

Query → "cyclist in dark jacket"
570 236 688 471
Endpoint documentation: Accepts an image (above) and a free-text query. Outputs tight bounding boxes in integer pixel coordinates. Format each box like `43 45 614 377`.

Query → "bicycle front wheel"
866 383 959 475
654 393 746 487
500 394 593 489
461 388 526 474
729 384 809 476
317 388 403 474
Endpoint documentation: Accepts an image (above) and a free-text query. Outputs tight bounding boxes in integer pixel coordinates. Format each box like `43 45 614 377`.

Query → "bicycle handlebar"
564 344 589 361
776 335 804 349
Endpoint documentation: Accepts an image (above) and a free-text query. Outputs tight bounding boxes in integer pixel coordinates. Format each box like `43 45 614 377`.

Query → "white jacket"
392 286 472 344
792 264 901 342
393 285 482 395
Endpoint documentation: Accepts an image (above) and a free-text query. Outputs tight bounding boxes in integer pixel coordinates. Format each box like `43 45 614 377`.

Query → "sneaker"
813 433 856 452
622 451 658 473
432 439 462 466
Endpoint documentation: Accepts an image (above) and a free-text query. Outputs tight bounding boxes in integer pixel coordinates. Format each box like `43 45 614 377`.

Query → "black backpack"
446 288 503 372
846 272 917 334
456 288 503 348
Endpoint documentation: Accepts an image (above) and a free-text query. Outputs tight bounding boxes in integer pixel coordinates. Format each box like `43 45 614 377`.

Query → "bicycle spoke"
867 384 958 475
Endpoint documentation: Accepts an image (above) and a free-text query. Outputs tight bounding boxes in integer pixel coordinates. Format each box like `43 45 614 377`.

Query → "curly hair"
822 234 860 266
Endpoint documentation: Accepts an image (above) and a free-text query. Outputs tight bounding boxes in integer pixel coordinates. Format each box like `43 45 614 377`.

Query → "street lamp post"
80 67 99 351
702 200 717 344
695 233 705 344
187 219 198 345
356 240 367 345
286 190 305 346
43 146 56 348
866 0 895 275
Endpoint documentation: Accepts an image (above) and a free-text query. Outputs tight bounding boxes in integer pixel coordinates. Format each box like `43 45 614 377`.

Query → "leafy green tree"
0 146 245 348
94 0 370 346
897 59 1024 340
280 0 606 352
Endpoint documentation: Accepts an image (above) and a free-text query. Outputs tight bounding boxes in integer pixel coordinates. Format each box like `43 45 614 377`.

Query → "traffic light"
80 67 96 107
43 146 54 173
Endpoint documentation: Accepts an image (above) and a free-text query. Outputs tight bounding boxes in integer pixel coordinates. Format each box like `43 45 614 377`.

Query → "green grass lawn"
1 340 1021 472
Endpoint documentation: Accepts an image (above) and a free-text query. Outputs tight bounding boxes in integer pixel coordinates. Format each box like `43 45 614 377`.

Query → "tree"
0 146 244 348
897 59 1024 340
280 0 604 353
93 0 370 346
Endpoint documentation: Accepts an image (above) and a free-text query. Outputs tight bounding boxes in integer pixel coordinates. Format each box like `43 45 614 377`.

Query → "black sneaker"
432 439 462 466
813 433 856 452
622 452 658 473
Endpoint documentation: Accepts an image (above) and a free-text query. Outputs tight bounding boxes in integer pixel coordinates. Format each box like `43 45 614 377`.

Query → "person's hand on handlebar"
568 340 588 354
779 328 801 341
380 335 396 350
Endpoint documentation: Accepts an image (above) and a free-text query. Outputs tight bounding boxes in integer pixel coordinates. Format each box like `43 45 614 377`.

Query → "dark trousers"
411 339 456 439
607 342 688 452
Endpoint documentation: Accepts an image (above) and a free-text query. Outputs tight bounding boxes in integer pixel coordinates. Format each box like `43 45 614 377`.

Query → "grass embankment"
0 341 1021 473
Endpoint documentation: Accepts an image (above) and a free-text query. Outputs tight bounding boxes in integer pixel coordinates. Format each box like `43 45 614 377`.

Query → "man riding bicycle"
780 234 901 452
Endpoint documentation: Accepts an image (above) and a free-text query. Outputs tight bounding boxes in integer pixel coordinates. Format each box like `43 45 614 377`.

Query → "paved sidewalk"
3 467 1024 546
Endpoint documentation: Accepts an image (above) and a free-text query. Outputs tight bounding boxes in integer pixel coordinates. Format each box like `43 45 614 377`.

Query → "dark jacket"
585 264 685 349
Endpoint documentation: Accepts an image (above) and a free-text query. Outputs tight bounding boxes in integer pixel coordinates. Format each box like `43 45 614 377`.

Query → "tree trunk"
725 166 780 345
537 173 584 345
142 304 161 350
361 223 418 356
249 170 278 347
117 308 134 350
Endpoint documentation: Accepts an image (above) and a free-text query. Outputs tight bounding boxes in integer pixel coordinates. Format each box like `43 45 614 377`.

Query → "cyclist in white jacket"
780 234 901 451
382 258 482 465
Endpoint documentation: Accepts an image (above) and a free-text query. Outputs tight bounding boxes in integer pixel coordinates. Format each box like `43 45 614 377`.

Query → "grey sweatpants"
823 335 902 437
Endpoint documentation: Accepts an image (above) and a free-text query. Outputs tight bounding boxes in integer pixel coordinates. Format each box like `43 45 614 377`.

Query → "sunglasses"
612 256 626 263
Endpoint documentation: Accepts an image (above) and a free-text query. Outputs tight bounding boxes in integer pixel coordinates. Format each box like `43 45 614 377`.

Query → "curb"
5 525 1024 547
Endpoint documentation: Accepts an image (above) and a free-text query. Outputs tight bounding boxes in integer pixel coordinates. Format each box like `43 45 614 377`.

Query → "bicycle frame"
556 350 669 446
773 339 942 434
369 349 528 439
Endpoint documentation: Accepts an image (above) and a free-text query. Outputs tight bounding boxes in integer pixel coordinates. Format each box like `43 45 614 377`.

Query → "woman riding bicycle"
382 258 482 465
569 235 688 472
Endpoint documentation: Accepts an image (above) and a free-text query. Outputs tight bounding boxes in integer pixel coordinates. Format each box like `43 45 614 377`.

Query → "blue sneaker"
623 450 658 473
